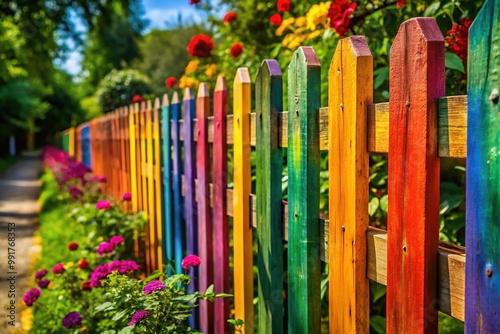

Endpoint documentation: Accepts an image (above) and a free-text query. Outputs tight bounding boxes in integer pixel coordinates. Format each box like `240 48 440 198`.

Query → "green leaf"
379 194 388 213
370 282 386 303
215 293 233 297
95 302 114 311
368 197 380 216
145 270 162 282
270 43 282 59
111 309 128 322
374 67 389 89
118 326 133 334
445 52 465 73
370 315 386 334
424 2 441 16
205 284 214 295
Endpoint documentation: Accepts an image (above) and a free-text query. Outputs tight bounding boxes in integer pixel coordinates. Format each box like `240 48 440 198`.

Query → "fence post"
196 83 214 334
287 46 321 333
465 0 500 331
213 76 230 333
171 92 185 275
146 100 158 271
183 88 198 328
255 59 284 333
386 18 444 333
233 68 254 332
328 36 372 333
161 94 174 270
153 97 163 269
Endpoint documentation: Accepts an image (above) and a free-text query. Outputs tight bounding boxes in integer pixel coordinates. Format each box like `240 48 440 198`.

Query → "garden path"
0 152 41 333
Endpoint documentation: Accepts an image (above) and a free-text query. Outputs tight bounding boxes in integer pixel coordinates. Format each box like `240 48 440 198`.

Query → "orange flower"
270 13 283 26
223 12 237 24
230 43 243 58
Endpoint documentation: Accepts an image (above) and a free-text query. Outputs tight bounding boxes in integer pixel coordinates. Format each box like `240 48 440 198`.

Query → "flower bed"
26 147 229 333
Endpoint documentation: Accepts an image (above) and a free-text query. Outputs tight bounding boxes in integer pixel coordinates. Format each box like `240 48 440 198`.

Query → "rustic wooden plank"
182 98 466 157
387 18 444 334
160 94 174 269
139 101 152 273
465 1 500 331
171 92 184 275
329 36 372 334
153 98 163 269
196 83 214 334
255 60 284 333
213 76 230 334
232 68 254 333
287 46 321 333
128 105 140 258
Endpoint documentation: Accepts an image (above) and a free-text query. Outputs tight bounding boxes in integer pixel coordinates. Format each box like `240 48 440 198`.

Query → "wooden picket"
68 3 500 332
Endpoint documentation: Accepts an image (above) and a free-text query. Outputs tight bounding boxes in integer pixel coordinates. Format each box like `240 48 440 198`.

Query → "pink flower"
97 242 115 255
181 254 201 270
38 279 50 289
96 200 111 210
23 288 41 306
35 269 48 280
110 235 124 246
122 192 132 201
52 263 65 275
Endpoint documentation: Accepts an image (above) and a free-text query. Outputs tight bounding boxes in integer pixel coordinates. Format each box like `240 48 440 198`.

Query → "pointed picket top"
134 101 140 114
235 67 251 84
465 0 500 332
146 99 153 111
123 105 128 115
139 100 145 112
183 87 194 101
215 75 227 92
197 82 210 98
162 93 170 107
172 91 179 104
289 46 321 69
154 97 161 110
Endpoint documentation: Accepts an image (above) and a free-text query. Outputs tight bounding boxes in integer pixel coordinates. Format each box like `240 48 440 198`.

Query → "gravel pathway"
0 153 41 333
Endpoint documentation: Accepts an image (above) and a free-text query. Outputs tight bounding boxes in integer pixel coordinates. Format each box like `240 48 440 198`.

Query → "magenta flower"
90 263 110 287
52 263 65 275
38 279 50 289
35 269 48 280
109 235 124 246
97 242 115 255
96 200 111 210
128 310 150 326
144 280 166 294
23 288 41 306
181 254 201 270
122 192 132 201
62 311 82 329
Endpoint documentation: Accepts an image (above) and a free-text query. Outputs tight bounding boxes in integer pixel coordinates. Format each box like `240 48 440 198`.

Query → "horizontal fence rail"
61 2 500 332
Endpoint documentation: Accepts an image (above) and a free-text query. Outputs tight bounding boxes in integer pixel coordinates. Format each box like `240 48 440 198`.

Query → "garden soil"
0 153 41 333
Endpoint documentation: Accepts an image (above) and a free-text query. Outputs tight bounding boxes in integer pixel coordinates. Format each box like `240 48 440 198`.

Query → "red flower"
68 242 79 251
277 0 291 13
82 281 92 291
189 0 200 4
230 43 244 58
223 12 237 24
270 13 282 27
131 94 144 103
165 77 177 88
446 18 473 62
327 0 357 37
78 259 90 270
396 0 406 8
187 34 214 58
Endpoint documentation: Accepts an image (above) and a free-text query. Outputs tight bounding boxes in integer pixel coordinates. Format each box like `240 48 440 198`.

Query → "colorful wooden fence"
63 2 500 333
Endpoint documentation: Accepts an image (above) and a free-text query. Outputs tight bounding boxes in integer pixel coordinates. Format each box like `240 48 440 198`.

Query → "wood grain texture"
328 36 372 334
139 102 151 273
232 68 254 333
287 47 321 334
171 92 185 275
213 76 230 334
196 84 214 334
255 60 284 333
153 98 163 269
387 18 444 334
465 1 500 331
161 94 174 269
129 108 138 213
